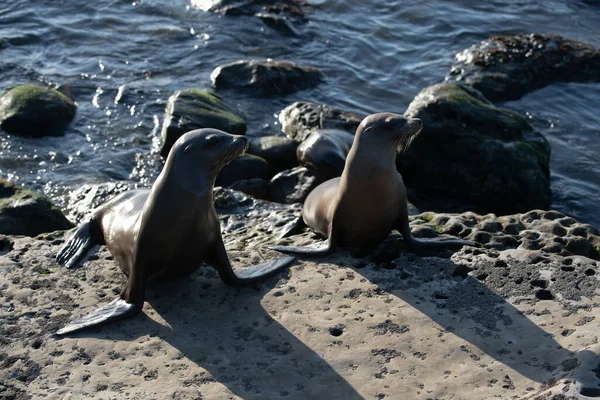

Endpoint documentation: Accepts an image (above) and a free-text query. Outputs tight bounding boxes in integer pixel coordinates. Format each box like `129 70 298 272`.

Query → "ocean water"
0 0 599 226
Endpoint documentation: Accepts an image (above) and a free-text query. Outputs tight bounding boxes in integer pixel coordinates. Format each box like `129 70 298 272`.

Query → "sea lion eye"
205 135 221 148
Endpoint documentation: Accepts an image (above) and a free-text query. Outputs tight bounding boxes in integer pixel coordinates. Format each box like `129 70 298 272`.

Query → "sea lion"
270 113 475 255
56 128 295 335
296 128 354 182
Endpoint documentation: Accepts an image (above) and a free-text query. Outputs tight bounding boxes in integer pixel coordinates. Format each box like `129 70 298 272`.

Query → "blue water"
0 0 599 226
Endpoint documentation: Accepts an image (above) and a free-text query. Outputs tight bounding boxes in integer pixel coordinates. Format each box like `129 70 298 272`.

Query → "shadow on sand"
348 241 580 385
63 265 362 400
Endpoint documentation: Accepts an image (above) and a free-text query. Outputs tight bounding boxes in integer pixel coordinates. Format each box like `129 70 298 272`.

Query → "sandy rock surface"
1 191 599 399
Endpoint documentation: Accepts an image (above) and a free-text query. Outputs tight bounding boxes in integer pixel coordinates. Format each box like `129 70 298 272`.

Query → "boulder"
160 89 246 157
446 33 600 102
211 60 323 94
278 101 363 142
269 166 317 204
247 135 299 173
398 82 551 214
216 154 270 187
228 178 270 200
0 180 73 236
296 129 354 181
197 0 308 33
0 85 76 137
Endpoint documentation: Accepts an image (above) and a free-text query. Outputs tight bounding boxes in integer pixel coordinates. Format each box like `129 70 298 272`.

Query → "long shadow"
66 265 363 400
347 239 580 384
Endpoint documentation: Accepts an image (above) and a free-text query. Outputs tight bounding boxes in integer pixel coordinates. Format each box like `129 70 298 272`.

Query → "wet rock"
198 0 308 33
211 59 323 94
256 13 300 36
296 129 354 181
216 154 270 187
0 85 76 137
228 178 270 200
447 33 600 102
279 101 363 142
269 166 317 204
160 89 246 157
247 136 299 173
65 182 134 224
399 82 551 214
0 180 73 236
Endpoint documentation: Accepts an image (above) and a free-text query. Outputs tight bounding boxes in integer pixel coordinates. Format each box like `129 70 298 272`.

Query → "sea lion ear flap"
184 145 193 153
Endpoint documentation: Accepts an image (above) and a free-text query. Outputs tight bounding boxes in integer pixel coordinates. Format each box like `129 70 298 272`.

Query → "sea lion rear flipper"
56 298 143 335
397 213 476 248
278 217 306 239
268 240 335 256
56 220 96 269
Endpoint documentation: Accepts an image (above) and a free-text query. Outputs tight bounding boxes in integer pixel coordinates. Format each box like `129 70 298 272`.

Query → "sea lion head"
355 113 422 154
167 128 248 190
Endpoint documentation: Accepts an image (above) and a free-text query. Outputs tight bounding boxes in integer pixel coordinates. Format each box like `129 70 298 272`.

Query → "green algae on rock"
160 89 246 157
0 85 76 137
399 82 551 214
0 180 73 236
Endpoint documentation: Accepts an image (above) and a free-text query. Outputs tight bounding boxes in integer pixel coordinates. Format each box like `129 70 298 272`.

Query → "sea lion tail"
56 220 97 269
56 298 142 336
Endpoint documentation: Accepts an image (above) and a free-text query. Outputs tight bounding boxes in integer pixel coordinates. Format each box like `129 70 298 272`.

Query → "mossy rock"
398 82 551 214
0 85 76 137
0 180 73 236
160 89 246 157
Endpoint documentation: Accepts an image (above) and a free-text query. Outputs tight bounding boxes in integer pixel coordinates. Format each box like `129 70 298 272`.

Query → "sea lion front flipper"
56 220 96 269
397 213 476 248
56 297 143 335
212 237 295 286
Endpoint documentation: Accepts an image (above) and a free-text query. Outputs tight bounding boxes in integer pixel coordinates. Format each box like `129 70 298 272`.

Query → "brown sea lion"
270 113 475 255
56 128 295 335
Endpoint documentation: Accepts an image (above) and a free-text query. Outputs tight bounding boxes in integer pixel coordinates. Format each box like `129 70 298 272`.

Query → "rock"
64 182 134 224
160 89 246 157
0 85 76 137
197 0 309 33
446 33 600 102
269 166 317 204
2 196 599 399
296 129 354 181
247 136 299 173
228 178 270 200
279 101 363 142
216 154 270 187
0 180 73 236
256 13 300 36
211 60 323 94
398 82 551 214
